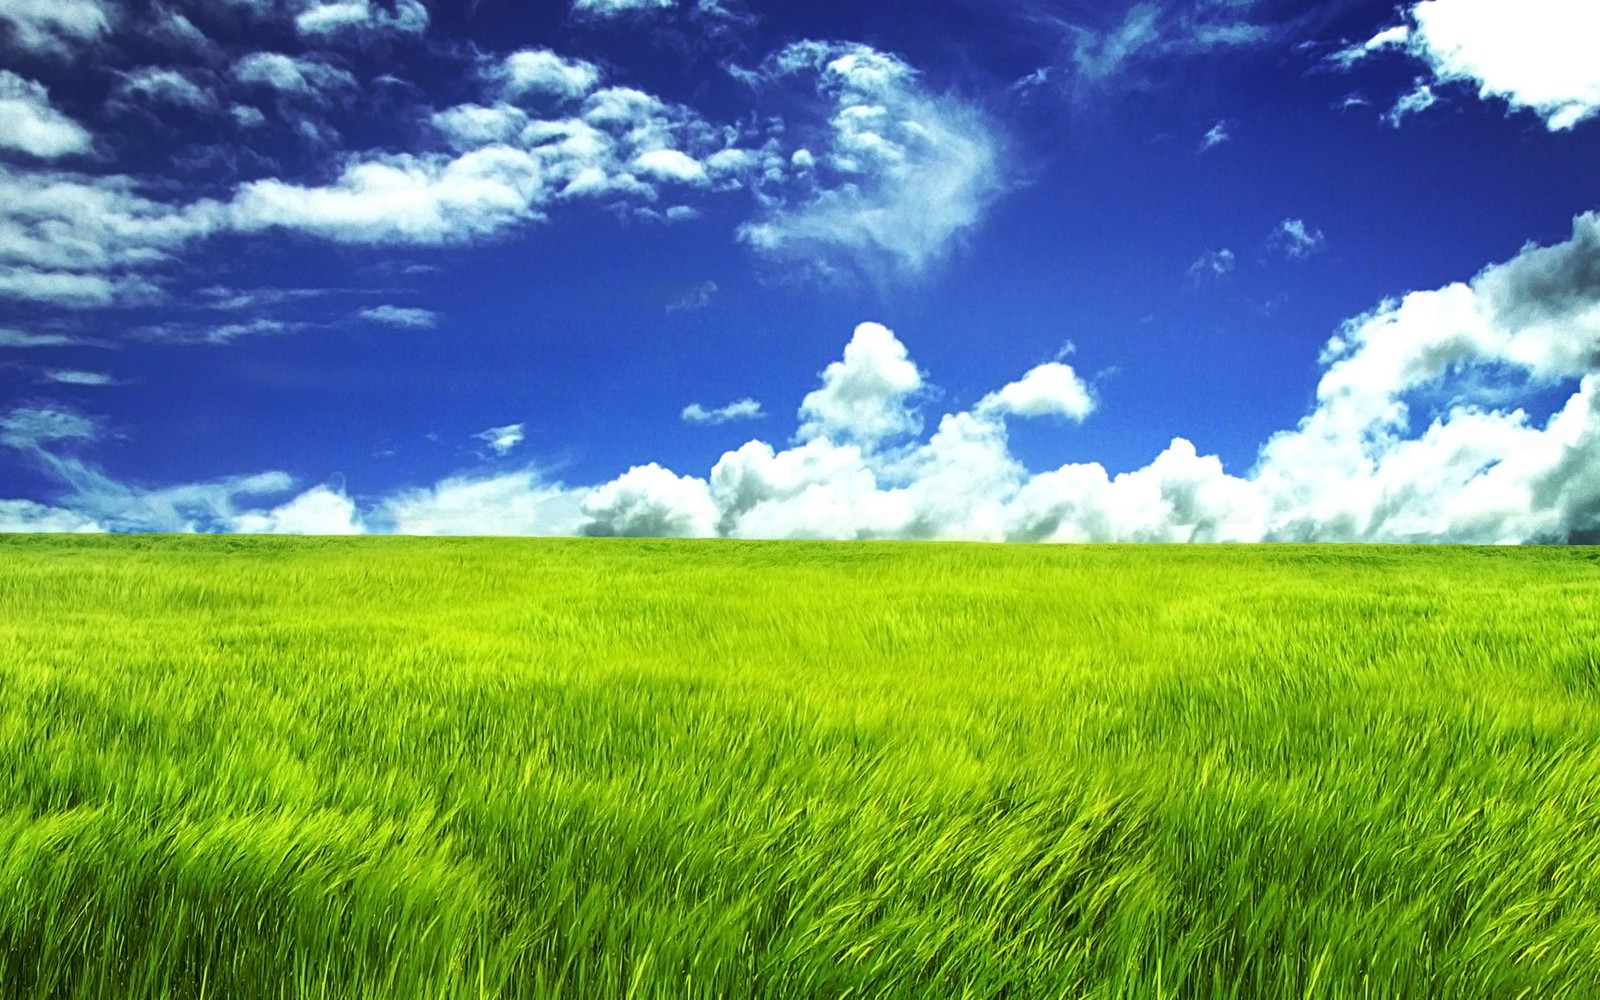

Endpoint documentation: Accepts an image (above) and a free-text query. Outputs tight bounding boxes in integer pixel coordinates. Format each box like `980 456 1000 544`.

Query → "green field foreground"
3 537 1600 998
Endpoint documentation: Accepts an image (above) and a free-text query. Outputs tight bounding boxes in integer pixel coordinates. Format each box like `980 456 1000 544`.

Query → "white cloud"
132 317 304 345
0 405 99 449
1188 248 1235 283
1384 82 1438 126
0 498 100 532
975 362 1095 422
633 147 707 185
42 369 116 386
0 328 105 348
796 321 924 445
0 72 94 159
1268 218 1326 259
580 463 718 537
475 423 525 456
232 485 362 534
359 305 437 328
14 213 1600 544
489 50 602 102
1060 2 1273 85
115 67 218 111
737 42 1004 281
682 398 764 425
667 279 717 312
232 53 357 100
1337 0 1600 131
571 0 676 19
0 167 227 306
0 0 111 58
294 0 428 41
231 85 723 246
1199 120 1231 151
377 470 586 535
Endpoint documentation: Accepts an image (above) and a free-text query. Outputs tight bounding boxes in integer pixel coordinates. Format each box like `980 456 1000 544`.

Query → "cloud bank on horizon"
3 0 1600 543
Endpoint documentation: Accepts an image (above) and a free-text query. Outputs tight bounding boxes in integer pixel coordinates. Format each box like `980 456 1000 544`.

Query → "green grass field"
2 535 1599 998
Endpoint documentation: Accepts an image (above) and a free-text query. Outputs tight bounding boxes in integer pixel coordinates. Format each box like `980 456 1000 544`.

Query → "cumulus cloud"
1336 0 1600 131
474 423 525 456
797 321 925 445
974 363 1095 422
0 0 111 58
737 42 1004 282
232 485 362 534
359 304 437 328
488 50 602 103
0 72 94 159
682 398 763 425
1268 218 1326 259
580 463 718 537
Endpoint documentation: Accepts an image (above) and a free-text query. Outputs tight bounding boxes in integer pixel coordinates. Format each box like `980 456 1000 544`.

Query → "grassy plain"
1 535 1599 998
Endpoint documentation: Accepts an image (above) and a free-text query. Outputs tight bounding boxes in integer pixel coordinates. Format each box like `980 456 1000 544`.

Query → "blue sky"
3 0 1600 541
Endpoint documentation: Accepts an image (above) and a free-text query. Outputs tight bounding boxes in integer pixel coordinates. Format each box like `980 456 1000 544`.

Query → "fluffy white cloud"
0 72 94 159
797 321 925 445
0 0 111 57
233 485 362 534
737 42 1003 281
359 305 437 328
489 50 602 102
975 363 1095 422
1339 0 1600 130
580 463 718 537
682 398 763 425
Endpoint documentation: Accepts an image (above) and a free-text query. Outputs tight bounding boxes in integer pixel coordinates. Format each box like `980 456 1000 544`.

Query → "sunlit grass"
3 535 1599 998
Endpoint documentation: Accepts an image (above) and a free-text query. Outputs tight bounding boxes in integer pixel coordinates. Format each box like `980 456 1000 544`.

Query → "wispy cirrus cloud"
736 42 1005 283
359 305 438 328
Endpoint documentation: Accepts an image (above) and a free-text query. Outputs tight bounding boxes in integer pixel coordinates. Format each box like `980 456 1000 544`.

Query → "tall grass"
2 535 1599 997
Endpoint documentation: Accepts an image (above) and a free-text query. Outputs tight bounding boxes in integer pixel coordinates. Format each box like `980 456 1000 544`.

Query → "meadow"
2 535 1598 999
